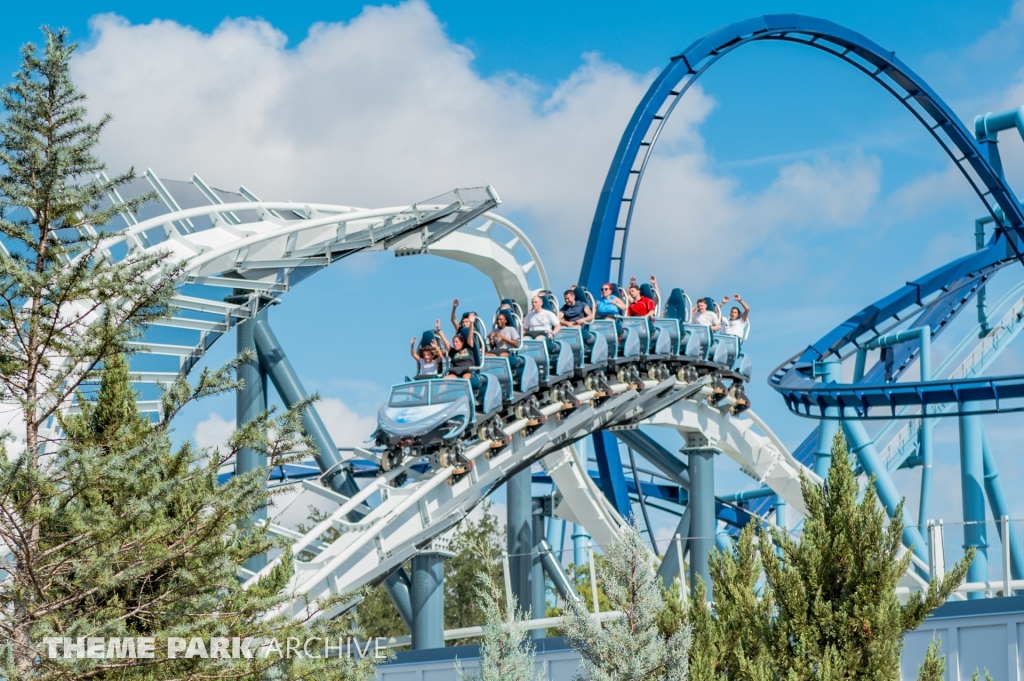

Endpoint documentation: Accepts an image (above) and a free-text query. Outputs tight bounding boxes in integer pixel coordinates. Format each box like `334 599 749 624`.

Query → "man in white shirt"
524 295 561 339
691 297 722 331
720 293 750 338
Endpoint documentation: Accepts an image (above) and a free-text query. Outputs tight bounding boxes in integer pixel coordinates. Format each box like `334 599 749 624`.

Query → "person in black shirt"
559 287 593 327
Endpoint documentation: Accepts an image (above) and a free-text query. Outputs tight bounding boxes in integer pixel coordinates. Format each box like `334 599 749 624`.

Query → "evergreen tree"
0 27 178 676
0 30 377 680
456 556 539 681
562 522 691 681
675 433 971 681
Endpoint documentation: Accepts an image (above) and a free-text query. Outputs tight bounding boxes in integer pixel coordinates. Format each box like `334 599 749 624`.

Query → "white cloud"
192 412 235 452
316 397 377 448
71 1 882 283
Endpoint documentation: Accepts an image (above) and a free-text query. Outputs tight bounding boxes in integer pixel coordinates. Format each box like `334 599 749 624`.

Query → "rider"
488 310 520 356
691 297 722 331
595 283 627 319
523 294 562 350
720 294 750 338
450 298 476 335
626 282 656 317
559 287 593 327
445 312 477 378
410 322 445 378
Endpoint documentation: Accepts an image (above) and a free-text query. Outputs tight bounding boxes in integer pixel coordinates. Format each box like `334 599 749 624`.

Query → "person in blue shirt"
595 283 627 319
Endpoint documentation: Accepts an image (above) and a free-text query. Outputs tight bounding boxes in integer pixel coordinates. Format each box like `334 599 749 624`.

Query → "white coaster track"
12 173 812 618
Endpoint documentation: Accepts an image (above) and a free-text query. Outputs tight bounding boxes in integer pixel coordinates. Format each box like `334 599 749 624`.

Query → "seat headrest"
419 330 437 348
639 283 654 300
665 288 687 321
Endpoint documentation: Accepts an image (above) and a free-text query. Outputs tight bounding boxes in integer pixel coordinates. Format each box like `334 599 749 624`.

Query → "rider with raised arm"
450 298 477 335
595 283 627 319
411 337 439 379
691 297 722 331
720 294 750 338
626 281 656 317
446 312 477 379
559 287 593 327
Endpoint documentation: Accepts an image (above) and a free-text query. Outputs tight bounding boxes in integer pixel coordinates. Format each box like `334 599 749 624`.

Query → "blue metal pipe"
864 328 934 537
252 319 358 497
841 420 929 563
656 507 689 590
688 449 715 599
506 443 534 621
571 524 590 569
981 429 1023 580
717 486 777 503
411 554 445 649
531 504 546 638
976 218 993 336
251 317 413 627
593 431 632 517
958 402 989 598
236 310 268 573
813 360 842 477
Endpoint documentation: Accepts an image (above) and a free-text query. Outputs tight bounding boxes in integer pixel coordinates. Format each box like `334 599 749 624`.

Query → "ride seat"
665 288 690 323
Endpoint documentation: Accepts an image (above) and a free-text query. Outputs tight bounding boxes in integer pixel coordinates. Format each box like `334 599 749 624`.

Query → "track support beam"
959 402 989 598
236 309 269 573
687 447 715 600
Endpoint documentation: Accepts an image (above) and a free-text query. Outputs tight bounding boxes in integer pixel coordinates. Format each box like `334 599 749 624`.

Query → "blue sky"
6 0 1024 541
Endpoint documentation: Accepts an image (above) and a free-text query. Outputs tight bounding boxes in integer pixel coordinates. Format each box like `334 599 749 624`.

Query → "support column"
411 553 445 649
981 429 1024 579
253 317 358 496
572 524 591 569
236 309 268 573
958 402 988 598
507 438 533 620
775 496 786 531
593 431 632 518
251 312 413 627
688 446 715 600
813 360 842 477
842 420 929 563
656 508 690 589
531 500 547 639
916 330 933 539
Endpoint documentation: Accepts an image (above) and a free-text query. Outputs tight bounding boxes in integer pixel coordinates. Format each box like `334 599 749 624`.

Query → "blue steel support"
862 328 934 537
981 429 1024 580
251 315 413 627
411 554 445 649
656 508 690 589
531 502 546 639
841 420 929 563
236 310 269 573
572 524 590 568
775 496 786 532
507 440 538 629
959 402 989 598
688 449 715 599
252 318 359 497
976 219 993 337
593 431 633 518
813 360 842 477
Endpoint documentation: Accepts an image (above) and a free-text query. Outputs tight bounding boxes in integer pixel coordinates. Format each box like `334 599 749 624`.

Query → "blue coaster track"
581 14 1024 578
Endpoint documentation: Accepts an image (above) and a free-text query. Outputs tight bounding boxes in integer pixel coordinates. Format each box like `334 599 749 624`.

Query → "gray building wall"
378 598 1024 681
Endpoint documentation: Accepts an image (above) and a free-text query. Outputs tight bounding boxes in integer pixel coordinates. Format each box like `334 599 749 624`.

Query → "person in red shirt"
626 283 656 317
